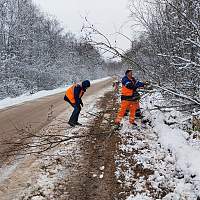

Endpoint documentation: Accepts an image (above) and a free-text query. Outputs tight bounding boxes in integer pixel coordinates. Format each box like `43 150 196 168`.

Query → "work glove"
143 80 150 85
132 91 141 101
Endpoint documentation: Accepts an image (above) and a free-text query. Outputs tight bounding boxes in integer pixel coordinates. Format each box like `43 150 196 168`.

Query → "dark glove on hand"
80 101 83 107
144 81 150 85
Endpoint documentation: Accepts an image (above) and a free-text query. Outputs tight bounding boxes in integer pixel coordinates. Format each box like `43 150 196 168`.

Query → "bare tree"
0 0 111 100
126 0 200 108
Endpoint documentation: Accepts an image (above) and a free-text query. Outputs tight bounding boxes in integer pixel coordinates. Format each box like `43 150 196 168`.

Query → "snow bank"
126 194 152 200
143 90 200 180
0 77 111 110
91 76 111 84
154 111 200 179
144 92 200 198
116 91 200 199
0 87 66 110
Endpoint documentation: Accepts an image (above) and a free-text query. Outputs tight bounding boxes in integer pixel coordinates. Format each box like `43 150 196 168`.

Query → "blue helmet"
82 80 90 89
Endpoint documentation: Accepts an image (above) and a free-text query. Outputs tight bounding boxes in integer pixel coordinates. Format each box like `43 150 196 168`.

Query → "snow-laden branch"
152 84 200 106
82 23 149 74
186 38 200 49
157 54 200 69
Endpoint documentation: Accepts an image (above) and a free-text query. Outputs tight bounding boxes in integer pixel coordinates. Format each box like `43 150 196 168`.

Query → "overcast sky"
32 0 140 55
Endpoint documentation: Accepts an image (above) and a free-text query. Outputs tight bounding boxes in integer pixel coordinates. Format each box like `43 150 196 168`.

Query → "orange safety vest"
121 78 135 97
65 84 84 104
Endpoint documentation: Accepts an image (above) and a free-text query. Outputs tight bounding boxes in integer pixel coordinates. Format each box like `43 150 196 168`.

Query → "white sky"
32 0 141 57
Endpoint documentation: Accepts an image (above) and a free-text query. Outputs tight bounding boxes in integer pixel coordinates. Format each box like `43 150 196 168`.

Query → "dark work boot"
135 109 143 119
113 123 122 130
75 122 82 126
68 121 76 127
131 122 138 130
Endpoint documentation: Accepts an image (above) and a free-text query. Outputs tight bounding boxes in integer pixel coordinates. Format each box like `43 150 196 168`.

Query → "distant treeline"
0 0 120 99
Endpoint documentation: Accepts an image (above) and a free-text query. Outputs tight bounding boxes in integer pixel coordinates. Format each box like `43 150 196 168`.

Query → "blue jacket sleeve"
134 81 145 89
74 85 82 105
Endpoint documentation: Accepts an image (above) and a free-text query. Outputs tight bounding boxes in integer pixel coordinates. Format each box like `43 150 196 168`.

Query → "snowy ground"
1 82 200 200
115 92 200 200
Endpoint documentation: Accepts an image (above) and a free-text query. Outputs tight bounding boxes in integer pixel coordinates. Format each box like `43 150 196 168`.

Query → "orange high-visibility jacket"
65 84 84 104
121 77 136 97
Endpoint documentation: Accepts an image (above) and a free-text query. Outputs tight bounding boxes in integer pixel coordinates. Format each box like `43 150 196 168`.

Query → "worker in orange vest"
115 69 146 129
64 80 90 127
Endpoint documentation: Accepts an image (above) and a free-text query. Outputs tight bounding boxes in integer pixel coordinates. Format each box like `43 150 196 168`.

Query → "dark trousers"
65 95 81 123
69 105 81 123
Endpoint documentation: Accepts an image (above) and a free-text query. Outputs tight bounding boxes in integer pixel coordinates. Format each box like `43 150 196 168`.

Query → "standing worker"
113 80 120 93
115 69 146 129
64 80 90 127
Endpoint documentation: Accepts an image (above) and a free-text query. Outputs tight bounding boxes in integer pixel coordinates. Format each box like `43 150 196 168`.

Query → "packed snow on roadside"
115 91 200 200
0 77 111 110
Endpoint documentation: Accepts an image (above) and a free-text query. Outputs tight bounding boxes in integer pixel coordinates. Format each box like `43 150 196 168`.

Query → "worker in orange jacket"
115 69 146 128
64 80 90 127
